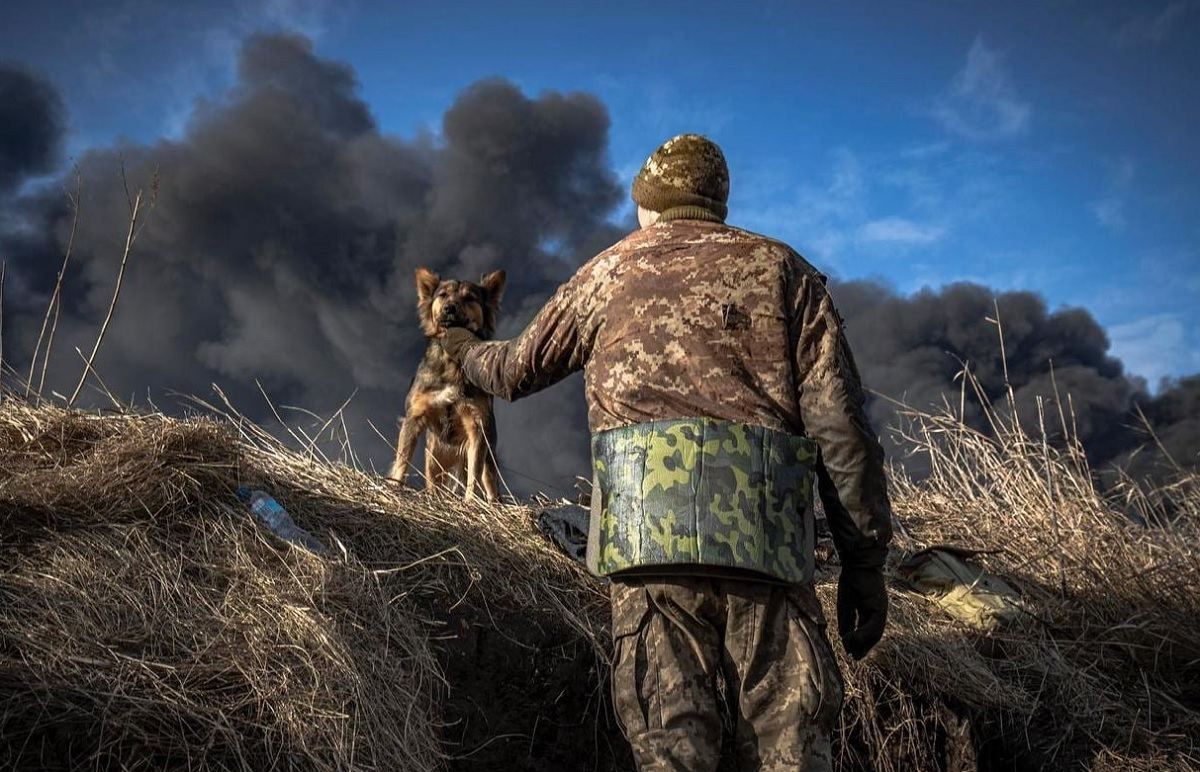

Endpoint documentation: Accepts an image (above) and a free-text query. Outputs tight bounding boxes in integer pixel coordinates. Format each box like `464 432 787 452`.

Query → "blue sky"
5 0 1198 385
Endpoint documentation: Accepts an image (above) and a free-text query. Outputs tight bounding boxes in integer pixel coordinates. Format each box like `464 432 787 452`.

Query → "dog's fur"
388 267 506 501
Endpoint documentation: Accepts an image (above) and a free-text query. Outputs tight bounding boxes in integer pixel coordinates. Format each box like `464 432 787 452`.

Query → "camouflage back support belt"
591 418 818 584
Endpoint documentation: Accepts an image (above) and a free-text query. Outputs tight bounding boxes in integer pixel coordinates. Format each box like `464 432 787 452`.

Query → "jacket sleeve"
791 267 893 568
458 275 589 402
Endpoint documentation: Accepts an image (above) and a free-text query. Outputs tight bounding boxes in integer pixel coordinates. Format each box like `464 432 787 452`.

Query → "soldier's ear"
415 267 440 304
480 270 506 309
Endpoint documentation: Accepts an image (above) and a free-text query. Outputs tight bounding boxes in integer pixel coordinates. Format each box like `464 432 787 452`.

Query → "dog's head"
415 267 507 339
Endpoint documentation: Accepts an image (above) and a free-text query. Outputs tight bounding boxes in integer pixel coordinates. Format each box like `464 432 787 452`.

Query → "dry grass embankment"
0 386 1197 770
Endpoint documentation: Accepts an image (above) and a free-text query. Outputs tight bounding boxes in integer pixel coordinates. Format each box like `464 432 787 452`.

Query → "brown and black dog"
388 267 506 501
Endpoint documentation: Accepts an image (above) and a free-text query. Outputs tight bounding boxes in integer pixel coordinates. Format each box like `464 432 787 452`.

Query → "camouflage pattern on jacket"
592 417 817 583
460 216 892 566
610 576 843 771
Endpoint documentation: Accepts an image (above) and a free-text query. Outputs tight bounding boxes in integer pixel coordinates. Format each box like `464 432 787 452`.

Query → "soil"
434 603 1014 772
434 604 633 772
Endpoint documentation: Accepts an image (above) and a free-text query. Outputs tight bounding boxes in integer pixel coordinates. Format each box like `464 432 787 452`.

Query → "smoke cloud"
0 65 65 195
832 279 1198 479
2 34 616 495
1 34 1194 497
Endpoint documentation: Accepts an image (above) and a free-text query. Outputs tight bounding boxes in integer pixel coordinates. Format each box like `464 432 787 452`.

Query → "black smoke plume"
832 280 1198 479
0 65 65 195
2 34 617 495
1 34 1194 497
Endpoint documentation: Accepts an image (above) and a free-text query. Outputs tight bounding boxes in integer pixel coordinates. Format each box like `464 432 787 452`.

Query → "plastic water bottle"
236 486 327 555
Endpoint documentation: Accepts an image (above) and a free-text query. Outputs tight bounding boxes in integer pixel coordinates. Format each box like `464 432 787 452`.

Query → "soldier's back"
573 219 806 435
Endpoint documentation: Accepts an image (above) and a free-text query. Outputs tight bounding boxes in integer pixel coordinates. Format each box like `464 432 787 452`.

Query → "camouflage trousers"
610 576 843 772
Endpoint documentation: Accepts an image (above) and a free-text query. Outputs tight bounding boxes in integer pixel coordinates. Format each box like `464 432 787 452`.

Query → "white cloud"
260 0 335 35
1115 1 1193 47
734 148 865 267
1091 199 1124 229
152 0 343 138
812 147 866 220
636 79 735 142
1090 156 1136 231
933 36 1031 141
1109 313 1200 386
737 148 969 268
857 217 946 246
899 141 952 160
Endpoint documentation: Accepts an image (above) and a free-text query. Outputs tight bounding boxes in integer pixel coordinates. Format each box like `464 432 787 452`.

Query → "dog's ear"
415 267 440 304
480 270 506 309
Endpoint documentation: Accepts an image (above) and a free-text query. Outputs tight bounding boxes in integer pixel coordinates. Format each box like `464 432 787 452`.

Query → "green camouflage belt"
591 418 817 583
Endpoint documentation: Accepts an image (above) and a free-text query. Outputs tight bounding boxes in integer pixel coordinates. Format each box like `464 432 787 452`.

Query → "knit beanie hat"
631 134 729 221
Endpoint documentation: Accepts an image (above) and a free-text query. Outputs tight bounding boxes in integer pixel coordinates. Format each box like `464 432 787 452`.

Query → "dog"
388 266 506 502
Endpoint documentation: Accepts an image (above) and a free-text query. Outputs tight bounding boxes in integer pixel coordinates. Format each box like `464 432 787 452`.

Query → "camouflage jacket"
460 215 893 569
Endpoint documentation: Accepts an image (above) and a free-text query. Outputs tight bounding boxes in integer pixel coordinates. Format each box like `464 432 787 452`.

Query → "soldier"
441 134 893 771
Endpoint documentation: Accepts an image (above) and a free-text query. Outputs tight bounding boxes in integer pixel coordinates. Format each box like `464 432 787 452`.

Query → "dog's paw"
385 475 412 489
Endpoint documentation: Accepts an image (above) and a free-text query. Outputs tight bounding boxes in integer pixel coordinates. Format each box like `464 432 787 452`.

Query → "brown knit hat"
631 134 729 220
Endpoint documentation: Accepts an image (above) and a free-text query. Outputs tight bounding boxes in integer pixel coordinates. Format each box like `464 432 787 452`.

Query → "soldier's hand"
836 566 888 660
440 327 481 361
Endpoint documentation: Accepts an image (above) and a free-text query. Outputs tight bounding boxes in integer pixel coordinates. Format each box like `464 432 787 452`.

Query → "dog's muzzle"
438 311 473 332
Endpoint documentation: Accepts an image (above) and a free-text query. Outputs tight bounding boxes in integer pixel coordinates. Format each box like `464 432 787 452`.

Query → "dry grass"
0 393 605 770
830 379 1200 771
0 379 1197 770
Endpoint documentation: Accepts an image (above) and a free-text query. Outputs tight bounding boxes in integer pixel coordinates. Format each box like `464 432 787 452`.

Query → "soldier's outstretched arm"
790 267 893 568
444 276 588 402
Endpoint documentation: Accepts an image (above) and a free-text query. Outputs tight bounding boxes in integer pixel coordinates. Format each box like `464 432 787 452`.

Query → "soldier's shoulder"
574 229 640 271
573 224 690 270
563 229 645 293
722 224 831 285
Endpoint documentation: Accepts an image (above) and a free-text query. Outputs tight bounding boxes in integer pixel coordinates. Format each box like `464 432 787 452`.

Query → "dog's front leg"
388 414 423 484
481 456 500 503
464 435 481 503
463 420 487 503
481 412 500 502
424 442 444 491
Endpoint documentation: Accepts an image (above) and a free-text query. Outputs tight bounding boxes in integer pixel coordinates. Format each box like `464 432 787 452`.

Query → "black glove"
836 566 888 660
440 327 481 361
